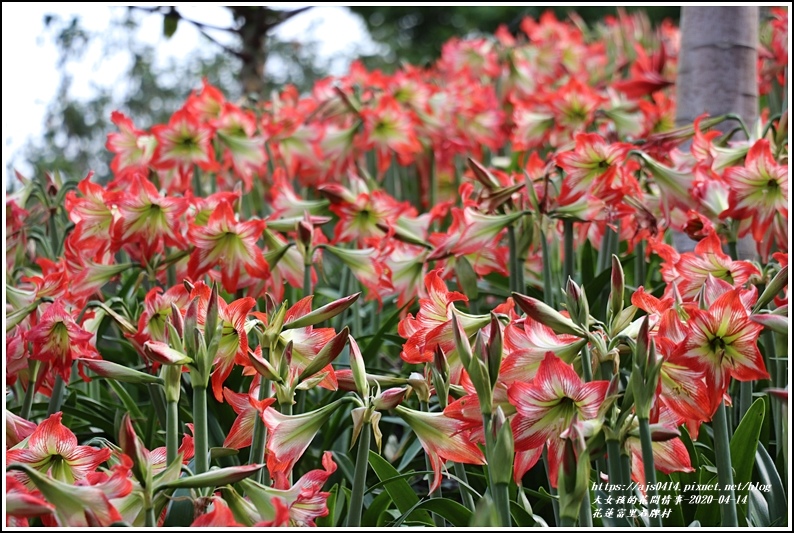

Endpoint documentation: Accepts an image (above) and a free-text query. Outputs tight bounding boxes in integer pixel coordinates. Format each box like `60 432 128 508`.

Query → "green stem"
542 449 560 526
606 438 630 520
47 375 66 416
20 360 41 420
559 515 575 527
578 488 593 527
713 401 738 526
334 267 351 331
563 219 575 285
166 400 179 466
634 240 646 288
167 263 176 289
597 224 613 274
249 376 271 486
193 165 203 197
347 422 371 527
454 463 476 512
638 417 662 526
581 344 593 383
303 259 312 298
48 208 60 258
493 482 512 527
352 279 362 338
193 385 209 476
540 225 555 308
144 493 156 527
147 383 168 435
508 225 520 293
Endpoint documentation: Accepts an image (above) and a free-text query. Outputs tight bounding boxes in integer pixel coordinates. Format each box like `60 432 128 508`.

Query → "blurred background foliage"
16 6 681 185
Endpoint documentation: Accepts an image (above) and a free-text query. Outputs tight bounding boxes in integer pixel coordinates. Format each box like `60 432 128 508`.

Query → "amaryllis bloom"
222 387 276 450
261 451 338 526
7 413 112 486
63 173 116 248
662 231 760 301
188 200 268 294
676 286 769 417
320 178 414 244
19 457 131 528
151 108 218 172
184 78 225 122
215 102 267 191
105 111 157 176
427 207 522 268
131 285 191 346
508 352 609 487
398 269 489 374
111 174 189 260
25 300 98 382
555 133 631 203
359 95 423 176
723 139 788 259
499 317 588 386
191 496 243 527
395 405 486 493
613 42 673 99
262 399 348 489
6 411 37 448
5 474 54 527
322 245 394 304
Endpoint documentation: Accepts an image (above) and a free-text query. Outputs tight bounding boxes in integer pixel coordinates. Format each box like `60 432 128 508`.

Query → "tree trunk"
673 7 758 257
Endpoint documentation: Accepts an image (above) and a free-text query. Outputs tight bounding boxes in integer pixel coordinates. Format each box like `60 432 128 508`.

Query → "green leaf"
510 501 535 527
361 303 410 362
392 497 472 527
105 379 145 420
163 13 179 38
362 489 393 527
331 450 357 485
754 444 787 526
730 398 765 523
367 451 433 525
396 436 423 472
747 487 770 527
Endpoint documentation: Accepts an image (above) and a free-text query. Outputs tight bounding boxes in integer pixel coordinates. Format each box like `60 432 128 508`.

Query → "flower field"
5 9 789 528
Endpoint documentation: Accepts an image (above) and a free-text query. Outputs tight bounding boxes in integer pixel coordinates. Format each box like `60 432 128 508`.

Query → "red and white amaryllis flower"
25 299 99 383
722 139 789 260
261 399 348 489
508 352 609 487
151 108 218 173
676 284 769 417
395 405 486 493
555 133 631 203
111 174 189 260
222 386 276 450
188 200 268 294
661 230 759 301
6 413 112 486
398 269 490 381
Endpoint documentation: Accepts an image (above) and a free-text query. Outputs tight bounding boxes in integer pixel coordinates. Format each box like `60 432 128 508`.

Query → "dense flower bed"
5 9 788 527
